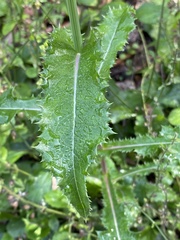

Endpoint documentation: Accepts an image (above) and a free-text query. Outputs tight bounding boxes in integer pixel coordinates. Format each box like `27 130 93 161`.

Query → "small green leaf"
0 90 41 124
25 67 38 79
52 231 70 240
7 219 25 238
77 0 98 6
48 218 59 232
44 190 69 209
136 227 157 240
26 172 52 204
2 21 17 35
0 123 11 146
0 192 11 211
7 150 27 164
23 219 42 240
110 105 135 123
1 233 14 240
0 0 8 17
11 57 25 69
136 2 169 24
168 108 180 125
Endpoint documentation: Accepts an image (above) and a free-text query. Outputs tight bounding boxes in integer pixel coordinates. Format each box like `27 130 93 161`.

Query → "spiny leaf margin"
101 126 180 157
99 159 135 240
0 89 41 124
96 5 135 78
37 28 110 218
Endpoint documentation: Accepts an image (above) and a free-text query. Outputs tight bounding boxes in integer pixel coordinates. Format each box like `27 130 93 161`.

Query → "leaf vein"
72 53 86 216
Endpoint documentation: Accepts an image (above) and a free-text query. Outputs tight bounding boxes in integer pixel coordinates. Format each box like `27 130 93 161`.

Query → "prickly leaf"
0 89 41 124
96 6 135 78
37 29 110 218
100 159 135 240
101 134 179 157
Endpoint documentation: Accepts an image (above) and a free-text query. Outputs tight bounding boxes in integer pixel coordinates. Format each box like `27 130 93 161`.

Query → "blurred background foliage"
0 0 180 239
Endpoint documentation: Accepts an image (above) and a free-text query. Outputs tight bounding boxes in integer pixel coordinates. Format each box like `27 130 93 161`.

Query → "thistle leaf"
37 4 135 218
37 29 110 218
100 159 135 240
96 6 135 78
0 89 41 124
101 135 176 157
101 126 180 157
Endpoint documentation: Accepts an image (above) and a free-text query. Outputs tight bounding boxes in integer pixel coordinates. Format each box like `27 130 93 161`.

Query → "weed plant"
0 0 179 239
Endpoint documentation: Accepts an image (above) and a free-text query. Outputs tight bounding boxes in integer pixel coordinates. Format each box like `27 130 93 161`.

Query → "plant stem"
66 0 82 52
147 0 166 95
113 164 158 183
141 209 169 240
7 164 34 179
2 184 68 217
138 26 150 68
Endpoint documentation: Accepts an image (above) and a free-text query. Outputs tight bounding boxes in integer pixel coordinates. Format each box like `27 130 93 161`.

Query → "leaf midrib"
0 107 41 111
97 10 123 75
104 174 121 240
72 53 86 216
102 141 174 151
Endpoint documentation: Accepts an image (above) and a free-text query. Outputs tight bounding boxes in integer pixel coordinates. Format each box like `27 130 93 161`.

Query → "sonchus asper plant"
37 0 135 218
0 0 136 238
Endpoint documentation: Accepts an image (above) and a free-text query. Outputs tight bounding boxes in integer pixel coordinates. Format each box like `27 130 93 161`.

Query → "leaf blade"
100 159 135 240
38 29 110 217
97 6 135 78
101 126 180 157
0 90 41 124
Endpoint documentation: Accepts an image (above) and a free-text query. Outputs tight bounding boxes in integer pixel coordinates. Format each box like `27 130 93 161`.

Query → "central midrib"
97 14 120 75
72 53 86 216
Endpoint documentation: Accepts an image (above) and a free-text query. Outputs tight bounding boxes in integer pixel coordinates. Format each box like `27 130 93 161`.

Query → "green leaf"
77 0 98 6
168 108 180 125
44 189 69 209
23 219 42 240
2 21 17 36
110 105 136 123
7 150 27 164
0 192 11 211
38 5 135 218
96 6 135 79
0 90 41 124
101 126 180 157
48 218 59 232
136 2 169 24
160 84 180 108
113 163 159 183
26 172 52 204
1 233 14 240
52 231 70 240
108 80 142 113
25 67 38 78
0 0 8 17
7 219 25 238
100 160 135 240
0 123 11 146
136 227 157 240
38 29 110 218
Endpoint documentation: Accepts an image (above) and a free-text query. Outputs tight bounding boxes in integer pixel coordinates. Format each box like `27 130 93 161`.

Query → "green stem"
147 0 166 95
138 26 150 68
7 164 34 179
2 184 68 217
66 0 82 52
141 209 169 240
113 164 158 183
